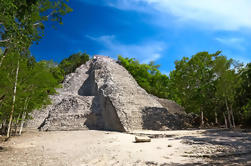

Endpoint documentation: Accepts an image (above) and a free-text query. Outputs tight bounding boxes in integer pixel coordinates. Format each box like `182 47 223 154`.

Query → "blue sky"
31 0 251 75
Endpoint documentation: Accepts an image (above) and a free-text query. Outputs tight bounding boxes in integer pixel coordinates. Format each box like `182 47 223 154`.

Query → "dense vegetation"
118 53 251 128
0 0 72 137
0 53 61 135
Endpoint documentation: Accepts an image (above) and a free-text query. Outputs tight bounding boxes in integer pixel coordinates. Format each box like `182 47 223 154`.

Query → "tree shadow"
171 129 251 165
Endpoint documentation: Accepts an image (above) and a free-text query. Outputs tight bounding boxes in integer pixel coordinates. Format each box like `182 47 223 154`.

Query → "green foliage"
118 55 169 98
59 52 89 75
0 0 72 50
243 101 251 124
168 52 250 127
238 63 251 125
168 52 220 115
0 52 18 121
40 60 65 84
0 0 72 135
0 53 60 125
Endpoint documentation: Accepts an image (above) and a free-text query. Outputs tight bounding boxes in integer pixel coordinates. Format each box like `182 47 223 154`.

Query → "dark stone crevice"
78 64 98 96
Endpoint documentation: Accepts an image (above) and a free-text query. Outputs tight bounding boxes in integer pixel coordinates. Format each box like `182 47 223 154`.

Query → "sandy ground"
0 129 251 166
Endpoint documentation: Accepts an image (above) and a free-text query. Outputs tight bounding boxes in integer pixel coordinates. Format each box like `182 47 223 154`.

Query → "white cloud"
86 35 166 63
216 37 244 45
215 37 245 50
106 0 251 31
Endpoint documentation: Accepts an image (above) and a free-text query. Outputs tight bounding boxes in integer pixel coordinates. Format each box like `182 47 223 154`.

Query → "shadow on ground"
171 129 251 165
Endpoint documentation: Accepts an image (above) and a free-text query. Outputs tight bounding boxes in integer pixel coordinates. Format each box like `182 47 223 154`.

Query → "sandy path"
0 129 251 166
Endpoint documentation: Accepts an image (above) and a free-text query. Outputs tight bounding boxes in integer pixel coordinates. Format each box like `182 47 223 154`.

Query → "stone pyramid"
26 56 191 132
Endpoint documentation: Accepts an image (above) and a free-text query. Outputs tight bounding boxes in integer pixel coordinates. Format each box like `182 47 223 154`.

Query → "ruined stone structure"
26 56 190 132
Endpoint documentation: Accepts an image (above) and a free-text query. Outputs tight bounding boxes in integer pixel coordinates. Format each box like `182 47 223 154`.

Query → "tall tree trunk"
14 113 20 136
200 109 204 127
215 111 218 125
225 98 232 128
230 104 236 128
19 112 26 136
6 60 19 138
19 97 29 135
223 112 228 128
0 48 8 68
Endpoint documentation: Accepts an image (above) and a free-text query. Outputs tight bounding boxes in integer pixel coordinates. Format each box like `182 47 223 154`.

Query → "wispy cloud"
215 37 245 50
147 0 251 30
90 0 251 31
86 35 166 63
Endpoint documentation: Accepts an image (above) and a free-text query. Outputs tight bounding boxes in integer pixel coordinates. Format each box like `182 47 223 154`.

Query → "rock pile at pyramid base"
25 56 194 132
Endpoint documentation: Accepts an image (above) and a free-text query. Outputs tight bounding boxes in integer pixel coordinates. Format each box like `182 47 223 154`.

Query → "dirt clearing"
1 129 251 166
